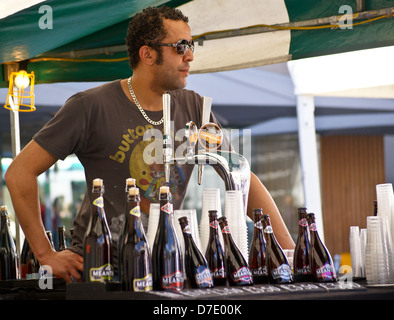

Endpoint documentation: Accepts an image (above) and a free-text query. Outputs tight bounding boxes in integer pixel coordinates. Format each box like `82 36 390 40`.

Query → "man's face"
152 19 194 91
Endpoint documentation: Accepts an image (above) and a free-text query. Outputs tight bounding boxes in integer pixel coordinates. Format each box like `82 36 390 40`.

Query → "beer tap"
162 94 251 215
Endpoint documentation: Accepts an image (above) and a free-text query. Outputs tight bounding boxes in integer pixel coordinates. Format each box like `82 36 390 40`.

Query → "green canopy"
1 0 394 87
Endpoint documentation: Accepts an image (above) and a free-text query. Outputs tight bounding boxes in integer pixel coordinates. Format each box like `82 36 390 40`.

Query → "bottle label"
211 267 226 278
133 273 153 292
130 205 141 217
271 264 292 280
298 218 308 227
295 265 311 275
195 268 213 286
221 226 231 234
315 263 336 280
161 270 184 291
161 203 173 214
89 263 114 282
182 225 191 234
264 226 273 234
309 223 317 231
209 220 219 229
231 266 253 283
251 266 268 276
254 221 263 229
93 196 104 208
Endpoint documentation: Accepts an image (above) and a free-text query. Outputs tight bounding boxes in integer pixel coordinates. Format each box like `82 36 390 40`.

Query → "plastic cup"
146 203 160 253
199 188 221 253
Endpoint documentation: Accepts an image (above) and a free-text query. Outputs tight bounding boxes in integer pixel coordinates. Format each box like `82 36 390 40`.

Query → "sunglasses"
153 39 195 56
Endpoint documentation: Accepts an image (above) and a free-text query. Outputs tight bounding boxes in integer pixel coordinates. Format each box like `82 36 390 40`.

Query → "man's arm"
247 172 295 249
5 140 83 282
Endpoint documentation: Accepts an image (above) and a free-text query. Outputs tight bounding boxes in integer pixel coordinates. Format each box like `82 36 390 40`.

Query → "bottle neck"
208 217 220 239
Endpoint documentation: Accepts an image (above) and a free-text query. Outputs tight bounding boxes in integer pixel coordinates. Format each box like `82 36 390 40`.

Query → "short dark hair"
126 6 189 69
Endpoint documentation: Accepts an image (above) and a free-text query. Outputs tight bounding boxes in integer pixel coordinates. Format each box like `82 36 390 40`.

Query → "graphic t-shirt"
33 80 228 257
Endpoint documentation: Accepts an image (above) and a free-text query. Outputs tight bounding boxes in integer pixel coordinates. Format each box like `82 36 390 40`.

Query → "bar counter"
1 278 393 300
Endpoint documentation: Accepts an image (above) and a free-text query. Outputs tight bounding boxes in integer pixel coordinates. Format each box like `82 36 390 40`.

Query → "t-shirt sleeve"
33 93 87 160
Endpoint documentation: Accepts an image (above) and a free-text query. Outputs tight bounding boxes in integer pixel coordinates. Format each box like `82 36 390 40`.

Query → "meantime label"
316 263 336 280
161 270 184 291
231 266 253 283
133 273 153 292
210 221 219 229
271 264 292 281
161 203 173 214
211 267 226 278
195 268 213 287
93 196 104 208
130 205 141 217
89 263 114 282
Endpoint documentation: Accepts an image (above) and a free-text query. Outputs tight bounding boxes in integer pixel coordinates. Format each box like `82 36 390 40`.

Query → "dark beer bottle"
293 208 312 282
58 226 67 251
205 210 227 286
152 186 184 292
260 214 293 284
119 187 152 292
248 209 268 284
179 216 214 289
0 206 18 280
83 178 114 283
22 238 40 280
306 213 337 282
20 237 30 279
218 216 253 286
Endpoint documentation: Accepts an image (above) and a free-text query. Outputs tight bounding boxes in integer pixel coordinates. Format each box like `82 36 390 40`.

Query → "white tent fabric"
180 0 291 73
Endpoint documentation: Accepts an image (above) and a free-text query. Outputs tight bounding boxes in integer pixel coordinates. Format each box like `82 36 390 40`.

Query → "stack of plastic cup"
174 209 202 254
376 183 394 243
349 226 363 278
360 228 367 277
146 203 160 254
199 188 222 253
224 190 249 261
365 215 394 285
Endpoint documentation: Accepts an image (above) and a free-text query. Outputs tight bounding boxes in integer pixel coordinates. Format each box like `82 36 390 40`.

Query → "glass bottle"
83 178 114 283
248 208 268 284
179 216 214 289
119 187 152 292
46 230 55 250
306 213 337 282
152 186 184 292
0 206 18 280
293 207 312 282
21 238 40 280
205 210 227 286
218 216 253 286
58 226 67 251
260 214 293 284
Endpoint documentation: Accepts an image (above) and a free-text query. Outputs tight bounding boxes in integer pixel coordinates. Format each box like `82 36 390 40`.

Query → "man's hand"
39 249 83 283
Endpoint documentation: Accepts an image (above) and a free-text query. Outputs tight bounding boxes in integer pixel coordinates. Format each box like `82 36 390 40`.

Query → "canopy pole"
296 94 324 239
9 95 24 258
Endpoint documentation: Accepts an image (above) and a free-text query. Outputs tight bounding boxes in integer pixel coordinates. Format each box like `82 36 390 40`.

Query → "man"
5 6 294 283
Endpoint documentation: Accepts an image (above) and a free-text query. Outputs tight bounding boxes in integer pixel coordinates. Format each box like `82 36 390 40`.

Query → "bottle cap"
128 187 140 196
126 178 136 186
160 186 169 194
93 178 103 186
178 216 189 224
0 205 7 211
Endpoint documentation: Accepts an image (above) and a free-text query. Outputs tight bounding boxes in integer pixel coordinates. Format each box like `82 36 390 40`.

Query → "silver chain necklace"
127 77 164 126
